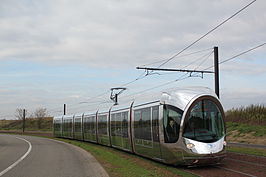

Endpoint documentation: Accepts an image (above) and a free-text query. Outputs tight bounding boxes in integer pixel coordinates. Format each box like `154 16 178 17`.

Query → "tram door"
133 105 162 160
161 104 183 163
151 106 162 160
110 111 131 151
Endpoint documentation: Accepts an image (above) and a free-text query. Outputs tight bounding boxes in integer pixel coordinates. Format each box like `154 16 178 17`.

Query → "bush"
225 104 266 126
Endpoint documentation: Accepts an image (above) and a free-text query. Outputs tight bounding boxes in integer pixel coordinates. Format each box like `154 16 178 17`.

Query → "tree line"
15 108 49 129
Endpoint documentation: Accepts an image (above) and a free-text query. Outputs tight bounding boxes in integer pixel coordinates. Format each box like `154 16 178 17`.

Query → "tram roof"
54 86 218 118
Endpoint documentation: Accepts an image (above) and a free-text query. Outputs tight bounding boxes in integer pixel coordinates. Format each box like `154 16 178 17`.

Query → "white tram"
53 87 226 166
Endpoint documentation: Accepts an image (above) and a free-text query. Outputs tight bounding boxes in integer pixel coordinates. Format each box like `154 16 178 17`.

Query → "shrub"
225 104 266 126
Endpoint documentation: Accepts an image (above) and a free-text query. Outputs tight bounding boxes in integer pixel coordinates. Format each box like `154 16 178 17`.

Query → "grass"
226 122 266 137
226 146 266 157
57 138 197 177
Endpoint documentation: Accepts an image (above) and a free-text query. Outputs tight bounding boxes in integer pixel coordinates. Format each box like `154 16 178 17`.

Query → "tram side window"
83 117 89 133
69 119 73 132
152 106 160 142
88 116 94 134
98 115 108 135
134 107 152 140
91 116 96 134
122 112 128 138
134 110 141 139
115 113 122 136
54 120 60 131
67 119 72 132
64 120 68 132
111 114 116 136
75 118 81 132
63 120 66 131
163 105 183 143
64 119 71 133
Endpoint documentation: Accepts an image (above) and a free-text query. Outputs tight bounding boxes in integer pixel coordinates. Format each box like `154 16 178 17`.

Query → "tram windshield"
183 99 225 143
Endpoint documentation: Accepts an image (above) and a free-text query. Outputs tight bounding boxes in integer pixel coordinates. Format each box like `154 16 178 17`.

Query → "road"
0 134 109 177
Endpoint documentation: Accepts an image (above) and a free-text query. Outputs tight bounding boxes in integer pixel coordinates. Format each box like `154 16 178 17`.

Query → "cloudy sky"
0 0 265 119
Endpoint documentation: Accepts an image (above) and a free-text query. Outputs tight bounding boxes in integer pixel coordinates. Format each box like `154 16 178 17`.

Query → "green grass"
57 138 197 177
226 122 266 137
226 146 266 157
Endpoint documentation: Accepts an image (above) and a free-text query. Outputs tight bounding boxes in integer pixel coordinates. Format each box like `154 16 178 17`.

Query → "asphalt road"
0 134 109 177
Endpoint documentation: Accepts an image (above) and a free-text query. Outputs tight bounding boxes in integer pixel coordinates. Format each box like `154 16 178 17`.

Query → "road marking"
0 136 32 177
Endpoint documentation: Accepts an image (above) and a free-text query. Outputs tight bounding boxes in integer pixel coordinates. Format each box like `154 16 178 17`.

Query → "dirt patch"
226 130 266 145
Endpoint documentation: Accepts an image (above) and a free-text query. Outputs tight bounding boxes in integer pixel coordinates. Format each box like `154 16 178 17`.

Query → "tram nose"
184 137 225 154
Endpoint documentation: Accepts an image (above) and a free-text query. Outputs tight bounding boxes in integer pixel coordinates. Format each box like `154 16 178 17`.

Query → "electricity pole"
214 46 219 98
64 104 66 115
22 109 25 133
136 46 220 98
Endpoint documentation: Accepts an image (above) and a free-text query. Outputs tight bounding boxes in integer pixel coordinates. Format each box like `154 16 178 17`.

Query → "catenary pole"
64 104 66 115
214 46 219 98
22 109 25 133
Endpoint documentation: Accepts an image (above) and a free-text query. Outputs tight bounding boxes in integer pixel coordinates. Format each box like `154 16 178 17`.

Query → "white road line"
0 136 32 177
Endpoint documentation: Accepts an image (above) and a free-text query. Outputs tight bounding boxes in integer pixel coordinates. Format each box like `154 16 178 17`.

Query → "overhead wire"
48 48 215 114
122 73 190 99
120 41 266 100
122 50 215 99
193 51 214 71
219 42 266 65
49 0 258 115
180 50 214 70
157 0 257 68
140 47 213 67
49 41 264 115
203 42 266 71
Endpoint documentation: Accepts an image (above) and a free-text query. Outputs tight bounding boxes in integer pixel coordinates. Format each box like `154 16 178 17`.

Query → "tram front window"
183 99 225 143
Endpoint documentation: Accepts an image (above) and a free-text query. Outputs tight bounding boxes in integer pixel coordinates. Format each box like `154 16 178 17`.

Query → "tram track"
185 152 266 177
225 157 266 167
213 165 256 177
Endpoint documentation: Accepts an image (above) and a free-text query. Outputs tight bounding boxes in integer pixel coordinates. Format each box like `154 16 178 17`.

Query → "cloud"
221 88 266 110
0 0 265 68
220 61 266 75
0 0 265 118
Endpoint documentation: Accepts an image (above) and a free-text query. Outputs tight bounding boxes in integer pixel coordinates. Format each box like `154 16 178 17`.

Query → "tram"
53 87 226 166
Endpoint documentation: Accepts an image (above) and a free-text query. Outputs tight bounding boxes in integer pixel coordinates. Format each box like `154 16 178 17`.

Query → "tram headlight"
186 143 195 149
223 141 227 146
